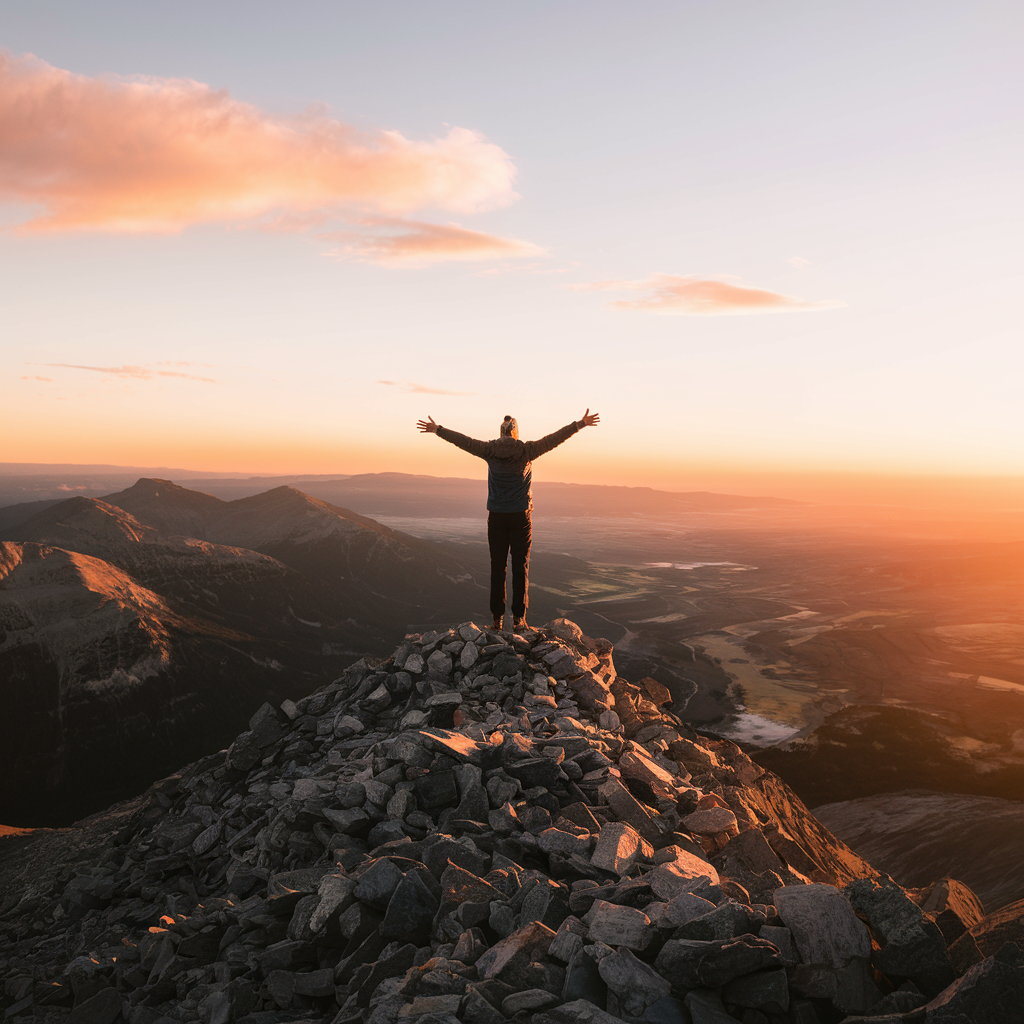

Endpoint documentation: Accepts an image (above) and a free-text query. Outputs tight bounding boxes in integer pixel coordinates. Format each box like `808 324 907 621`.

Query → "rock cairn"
2 619 1020 1024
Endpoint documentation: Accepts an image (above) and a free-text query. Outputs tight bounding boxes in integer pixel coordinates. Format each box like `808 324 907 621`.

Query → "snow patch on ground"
289 607 321 627
81 653 169 693
718 711 802 746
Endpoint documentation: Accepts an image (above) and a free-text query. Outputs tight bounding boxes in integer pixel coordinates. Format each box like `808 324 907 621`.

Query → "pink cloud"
47 363 217 382
323 218 543 265
0 53 518 233
21 375 53 382
574 274 844 315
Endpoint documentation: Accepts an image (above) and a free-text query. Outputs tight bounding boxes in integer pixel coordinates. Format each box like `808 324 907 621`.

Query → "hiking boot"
492 616 504 630
513 617 528 632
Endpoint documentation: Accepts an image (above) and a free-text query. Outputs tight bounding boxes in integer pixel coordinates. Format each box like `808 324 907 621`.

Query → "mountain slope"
814 790 1024 911
97 478 479 608
96 477 224 537
6 488 462 640
0 541 313 825
0 480 486 825
0 498 62 536
7 495 161 553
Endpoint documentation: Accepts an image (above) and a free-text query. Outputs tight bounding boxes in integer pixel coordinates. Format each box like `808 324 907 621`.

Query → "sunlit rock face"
2 617 1010 1024
0 480 483 825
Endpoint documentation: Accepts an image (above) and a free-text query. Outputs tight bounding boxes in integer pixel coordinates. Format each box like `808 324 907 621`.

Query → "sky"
2 1 1022 496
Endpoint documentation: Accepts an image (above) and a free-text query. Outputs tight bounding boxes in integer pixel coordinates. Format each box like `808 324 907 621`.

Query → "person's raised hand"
579 408 600 428
417 416 439 434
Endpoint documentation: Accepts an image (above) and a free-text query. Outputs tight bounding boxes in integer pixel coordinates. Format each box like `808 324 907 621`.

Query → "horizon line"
2 460 1023 485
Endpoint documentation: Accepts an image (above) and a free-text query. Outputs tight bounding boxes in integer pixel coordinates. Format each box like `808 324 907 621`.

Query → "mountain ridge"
0 479 485 825
0 469 806 520
1 618 1019 1024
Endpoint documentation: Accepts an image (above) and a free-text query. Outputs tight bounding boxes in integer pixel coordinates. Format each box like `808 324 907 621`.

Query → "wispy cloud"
573 274 845 316
47 363 218 383
377 380 474 396
322 218 543 266
21 375 53 382
0 53 518 234
787 256 812 269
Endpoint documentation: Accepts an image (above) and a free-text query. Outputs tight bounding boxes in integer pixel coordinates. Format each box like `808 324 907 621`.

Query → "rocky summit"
2 620 1022 1024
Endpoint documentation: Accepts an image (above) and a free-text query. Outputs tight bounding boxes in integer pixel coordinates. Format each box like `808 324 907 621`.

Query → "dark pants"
488 510 532 620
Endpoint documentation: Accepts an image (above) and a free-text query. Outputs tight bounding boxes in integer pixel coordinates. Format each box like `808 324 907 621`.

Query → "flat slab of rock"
618 748 679 801
597 946 672 1015
599 777 661 840
538 827 590 859
322 806 370 833
399 994 461 1017
655 936 783 989
417 728 488 764
590 821 651 874
774 883 872 969
538 999 634 1024
649 891 717 928
501 989 560 1015
645 858 720 900
675 900 754 942
682 807 738 836
584 899 653 950
476 921 556 981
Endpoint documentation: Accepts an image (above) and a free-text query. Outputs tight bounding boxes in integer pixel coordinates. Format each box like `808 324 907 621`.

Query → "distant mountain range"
191 473 804 519
0 479 483 825
0 466 801 521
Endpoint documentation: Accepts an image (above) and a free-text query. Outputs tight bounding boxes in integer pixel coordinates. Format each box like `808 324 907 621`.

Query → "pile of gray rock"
1 619 1021 1024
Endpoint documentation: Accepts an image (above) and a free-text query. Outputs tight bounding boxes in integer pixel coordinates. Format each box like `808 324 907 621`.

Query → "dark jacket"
437 421 580 512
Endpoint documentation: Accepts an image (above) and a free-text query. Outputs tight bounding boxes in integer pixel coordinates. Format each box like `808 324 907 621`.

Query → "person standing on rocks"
417 410 600 631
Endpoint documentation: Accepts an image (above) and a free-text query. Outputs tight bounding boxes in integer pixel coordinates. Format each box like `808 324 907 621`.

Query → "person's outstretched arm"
417 415 493 459
524 408 600 460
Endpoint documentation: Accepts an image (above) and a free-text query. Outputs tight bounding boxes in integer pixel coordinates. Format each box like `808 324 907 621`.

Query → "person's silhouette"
418 410 600 631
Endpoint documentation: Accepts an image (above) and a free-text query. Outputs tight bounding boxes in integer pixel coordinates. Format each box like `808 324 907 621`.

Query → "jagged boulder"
845 875 956 998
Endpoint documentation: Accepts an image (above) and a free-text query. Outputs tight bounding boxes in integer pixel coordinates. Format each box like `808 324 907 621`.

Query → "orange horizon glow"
6 407 1022 492
4 438 1024 511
